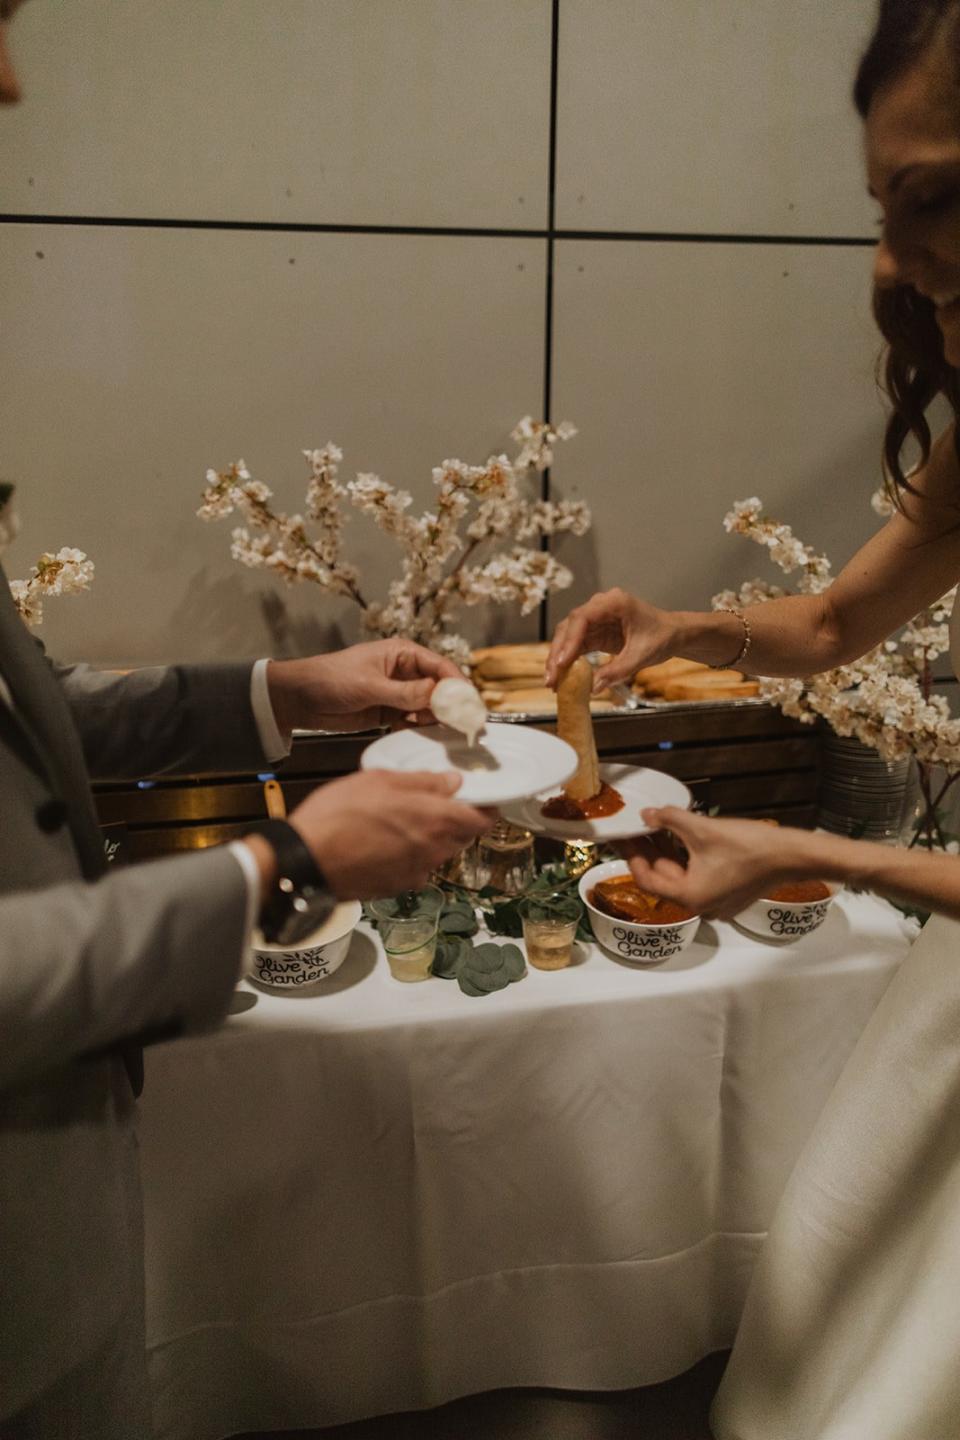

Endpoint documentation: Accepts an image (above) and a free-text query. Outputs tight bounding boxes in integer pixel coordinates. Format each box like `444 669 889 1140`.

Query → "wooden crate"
92 703 821 861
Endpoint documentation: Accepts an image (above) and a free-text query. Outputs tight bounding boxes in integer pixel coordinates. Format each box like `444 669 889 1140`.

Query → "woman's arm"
547 425 960 689
628 807 960 923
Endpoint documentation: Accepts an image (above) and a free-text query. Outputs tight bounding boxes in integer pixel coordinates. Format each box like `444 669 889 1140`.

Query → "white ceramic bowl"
735 882 840 943
579 860 701 966
250 900 362 990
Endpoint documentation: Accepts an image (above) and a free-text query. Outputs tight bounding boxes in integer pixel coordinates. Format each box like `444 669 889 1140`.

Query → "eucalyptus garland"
365 859 607 997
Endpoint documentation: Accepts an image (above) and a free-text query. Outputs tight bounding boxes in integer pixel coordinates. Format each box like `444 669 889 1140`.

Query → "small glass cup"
369 886 444 982
476 818 536 895
435 819 535 895
519 893 583 971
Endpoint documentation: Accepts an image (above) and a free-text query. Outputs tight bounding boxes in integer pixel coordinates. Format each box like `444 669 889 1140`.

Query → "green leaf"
432 934 470 979
460 963 511 994
499 944 526 981
891 899 931 926
485 900 524 937
576 913 594 943
439 902 478 936
457 974 491 997
467 942 508 975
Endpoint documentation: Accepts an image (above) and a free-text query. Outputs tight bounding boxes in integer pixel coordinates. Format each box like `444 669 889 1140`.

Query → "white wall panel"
0 0 550 228
547 239 886 630
556 0 878 236
0 227 545 665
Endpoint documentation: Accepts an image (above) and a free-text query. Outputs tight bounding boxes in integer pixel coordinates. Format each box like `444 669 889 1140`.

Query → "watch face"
272 889 337 947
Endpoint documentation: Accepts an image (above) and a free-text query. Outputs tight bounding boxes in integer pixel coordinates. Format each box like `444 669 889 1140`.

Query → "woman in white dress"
548 2 960 1435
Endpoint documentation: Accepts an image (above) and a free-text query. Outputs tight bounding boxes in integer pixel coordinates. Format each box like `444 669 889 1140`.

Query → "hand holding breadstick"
555 656 601 802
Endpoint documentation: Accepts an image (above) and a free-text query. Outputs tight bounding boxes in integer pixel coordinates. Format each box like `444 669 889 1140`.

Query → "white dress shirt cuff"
251 658 291 762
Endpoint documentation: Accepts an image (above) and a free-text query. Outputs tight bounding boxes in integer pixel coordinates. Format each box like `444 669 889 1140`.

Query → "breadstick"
470 642 549 666
660 679 759 701
483 687 618 713
473 655 548 683
555 656 601 802
477 673 550 692
633 656 710 690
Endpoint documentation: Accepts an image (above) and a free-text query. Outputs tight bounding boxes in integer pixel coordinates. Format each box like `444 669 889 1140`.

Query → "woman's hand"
267 639 464 734
545 588 675 691
623 807 817 921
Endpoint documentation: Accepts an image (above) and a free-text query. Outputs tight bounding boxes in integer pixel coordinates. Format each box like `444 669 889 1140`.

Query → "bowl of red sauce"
579 860 701 966
735 879 840 943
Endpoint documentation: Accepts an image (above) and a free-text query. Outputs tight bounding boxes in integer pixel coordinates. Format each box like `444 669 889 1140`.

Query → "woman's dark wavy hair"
855 0 960 502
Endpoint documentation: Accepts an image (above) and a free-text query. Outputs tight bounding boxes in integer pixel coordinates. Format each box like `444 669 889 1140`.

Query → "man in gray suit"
0 9 491 1435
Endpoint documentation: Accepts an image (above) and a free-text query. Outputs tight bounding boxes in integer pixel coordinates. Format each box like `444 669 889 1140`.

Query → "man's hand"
267 639 464 734
287 770 492 899
622 807 816 921
545 588 675 691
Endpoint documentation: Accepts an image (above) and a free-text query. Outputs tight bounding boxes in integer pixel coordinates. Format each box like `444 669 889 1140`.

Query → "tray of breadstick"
470 642 639 720
631 656 762 707
501 656 692 840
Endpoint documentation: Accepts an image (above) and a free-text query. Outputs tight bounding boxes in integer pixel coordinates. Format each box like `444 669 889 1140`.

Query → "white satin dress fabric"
711 615 960 1440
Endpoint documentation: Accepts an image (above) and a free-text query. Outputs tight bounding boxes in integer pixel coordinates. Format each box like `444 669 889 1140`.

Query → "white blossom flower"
871 485 895 517
723 494 960 776
199 419 589 657
8 545 94 627
511 417 577 472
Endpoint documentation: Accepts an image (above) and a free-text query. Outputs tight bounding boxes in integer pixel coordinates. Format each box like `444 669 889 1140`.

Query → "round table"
139 890 914 1440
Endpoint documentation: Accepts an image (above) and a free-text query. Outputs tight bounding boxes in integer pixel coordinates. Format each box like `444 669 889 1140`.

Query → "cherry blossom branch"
198 418 588 663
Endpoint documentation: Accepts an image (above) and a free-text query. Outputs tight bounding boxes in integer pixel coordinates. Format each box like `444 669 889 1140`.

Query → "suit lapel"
0 567 105 878
0 568 143 1091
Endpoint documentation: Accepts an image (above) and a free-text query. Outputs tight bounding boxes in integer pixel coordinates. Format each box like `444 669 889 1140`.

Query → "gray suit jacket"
0 566 270 1420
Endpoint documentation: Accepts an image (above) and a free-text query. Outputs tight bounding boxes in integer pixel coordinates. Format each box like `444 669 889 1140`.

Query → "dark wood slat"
599 736 818 780
114 823 252 860
91 704 827 856
118 799 822 864
530 706 811 748
734 804 819 826
94 782 273 825
710 771 819 810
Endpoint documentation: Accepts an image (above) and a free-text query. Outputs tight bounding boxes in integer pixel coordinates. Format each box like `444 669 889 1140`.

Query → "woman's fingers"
592 650 641 690
545 613 588 686
627 852 689 900
641 805 708 846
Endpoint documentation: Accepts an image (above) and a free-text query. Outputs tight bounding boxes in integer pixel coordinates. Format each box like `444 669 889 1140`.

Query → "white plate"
501 763 693 840
359 724 577 806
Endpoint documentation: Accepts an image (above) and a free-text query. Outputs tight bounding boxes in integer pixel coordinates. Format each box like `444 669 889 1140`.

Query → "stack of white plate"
817 735 913 841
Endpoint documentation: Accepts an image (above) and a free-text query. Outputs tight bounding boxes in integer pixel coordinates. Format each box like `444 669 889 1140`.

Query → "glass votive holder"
518 892 583 971
476 818 535 896
369 886 444 982
435 819 535 896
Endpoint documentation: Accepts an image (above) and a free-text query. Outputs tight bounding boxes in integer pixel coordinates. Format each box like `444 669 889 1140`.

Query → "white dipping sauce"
430 677 487 747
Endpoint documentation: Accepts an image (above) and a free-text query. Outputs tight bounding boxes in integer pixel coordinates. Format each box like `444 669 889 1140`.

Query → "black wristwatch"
255 819 337 946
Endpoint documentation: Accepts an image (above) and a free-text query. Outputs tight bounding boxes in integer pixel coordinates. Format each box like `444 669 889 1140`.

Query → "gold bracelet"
712 607 752 669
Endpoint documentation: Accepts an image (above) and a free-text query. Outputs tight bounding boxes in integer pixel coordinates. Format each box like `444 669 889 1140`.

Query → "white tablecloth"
139 891 914 1440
